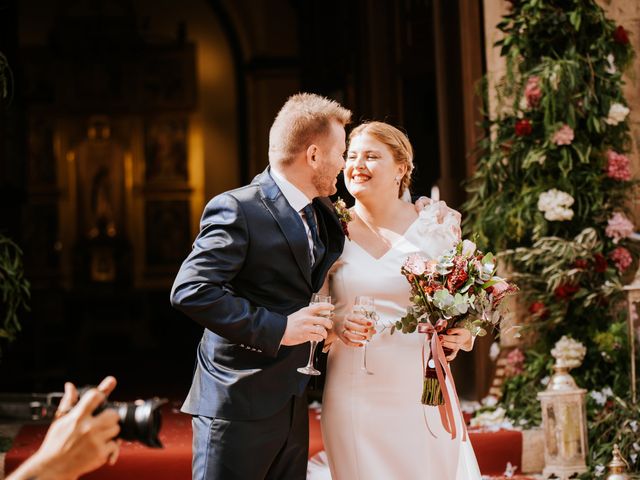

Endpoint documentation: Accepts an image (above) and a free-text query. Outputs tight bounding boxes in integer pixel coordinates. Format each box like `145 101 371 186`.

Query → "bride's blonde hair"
348 121 414 198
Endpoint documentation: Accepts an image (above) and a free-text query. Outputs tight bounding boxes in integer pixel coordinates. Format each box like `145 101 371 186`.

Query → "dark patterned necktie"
302 203 326 269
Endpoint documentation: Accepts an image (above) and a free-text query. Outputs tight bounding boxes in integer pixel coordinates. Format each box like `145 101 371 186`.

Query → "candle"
430 185 440 202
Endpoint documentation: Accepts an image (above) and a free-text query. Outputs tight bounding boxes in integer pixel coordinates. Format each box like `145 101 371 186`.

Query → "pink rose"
610 246 633 273
505 348 525 377
552 124 574 146
488 280 517 306
424 259 438 276
524 76 542 108
605 150 632 181
606 212 635 244
403 254 429 276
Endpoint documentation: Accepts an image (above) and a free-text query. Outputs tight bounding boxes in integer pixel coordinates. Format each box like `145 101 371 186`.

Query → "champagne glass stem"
306 341 318 367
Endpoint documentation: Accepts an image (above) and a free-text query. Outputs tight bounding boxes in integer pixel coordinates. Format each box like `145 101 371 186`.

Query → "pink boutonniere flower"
333 197 352 239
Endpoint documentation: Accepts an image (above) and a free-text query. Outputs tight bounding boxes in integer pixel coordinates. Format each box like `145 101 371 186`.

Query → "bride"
320 121 482 479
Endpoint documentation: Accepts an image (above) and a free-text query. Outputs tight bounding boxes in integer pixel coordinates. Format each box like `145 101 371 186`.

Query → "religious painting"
144 117 188 184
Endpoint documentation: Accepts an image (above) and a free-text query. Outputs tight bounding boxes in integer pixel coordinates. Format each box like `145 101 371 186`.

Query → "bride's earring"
395 176 401 186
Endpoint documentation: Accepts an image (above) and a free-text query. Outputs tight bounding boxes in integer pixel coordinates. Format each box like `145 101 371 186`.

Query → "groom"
170 93 351 479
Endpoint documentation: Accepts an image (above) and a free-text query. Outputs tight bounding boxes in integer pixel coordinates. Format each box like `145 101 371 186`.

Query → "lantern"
537 336 588 479
606 444 629 480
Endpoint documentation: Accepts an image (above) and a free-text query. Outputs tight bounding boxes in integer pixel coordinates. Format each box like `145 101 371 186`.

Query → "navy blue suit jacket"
171 168 345 420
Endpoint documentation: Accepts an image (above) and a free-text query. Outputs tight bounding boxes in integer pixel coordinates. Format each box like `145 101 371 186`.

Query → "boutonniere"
333 197 352 239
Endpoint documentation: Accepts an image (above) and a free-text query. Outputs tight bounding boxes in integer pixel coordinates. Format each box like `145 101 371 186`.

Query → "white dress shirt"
270 168 317 264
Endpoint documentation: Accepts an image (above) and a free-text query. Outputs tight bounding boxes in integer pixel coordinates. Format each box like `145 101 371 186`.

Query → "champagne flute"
353 295 378 375
297 293 332 376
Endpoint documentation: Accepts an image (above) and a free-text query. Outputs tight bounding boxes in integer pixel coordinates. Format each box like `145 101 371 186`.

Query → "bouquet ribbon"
418 320 468 442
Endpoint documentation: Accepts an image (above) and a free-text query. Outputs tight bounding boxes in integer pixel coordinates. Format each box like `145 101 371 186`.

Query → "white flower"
630 420 638 432
633 442 640 452
631 453 638 464
503 462 518 477
470 406 514 431
538 189 575 222
605 54 617 75
541 376 550 386
481 395 498 407
551 335 586 369
605 102 630 125
590 390 607 406
595 464 606 476
461 239 477 258
489 342 501 361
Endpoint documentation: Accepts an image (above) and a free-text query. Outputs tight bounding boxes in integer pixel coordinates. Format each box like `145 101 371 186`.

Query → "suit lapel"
258 168 312 287
312 197 346 291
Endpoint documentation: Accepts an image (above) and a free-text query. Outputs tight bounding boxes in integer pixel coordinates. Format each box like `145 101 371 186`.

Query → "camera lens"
103 398 167 448
82 391 167 448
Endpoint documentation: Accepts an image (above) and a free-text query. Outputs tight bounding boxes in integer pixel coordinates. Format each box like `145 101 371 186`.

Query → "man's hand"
8 377 122 480
280 303 334 346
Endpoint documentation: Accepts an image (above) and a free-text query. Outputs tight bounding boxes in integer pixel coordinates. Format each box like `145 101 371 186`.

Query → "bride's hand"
337 313 376 348
439 328 473 361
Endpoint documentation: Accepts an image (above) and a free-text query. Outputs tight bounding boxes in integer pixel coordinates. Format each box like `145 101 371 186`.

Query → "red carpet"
5 407 523 478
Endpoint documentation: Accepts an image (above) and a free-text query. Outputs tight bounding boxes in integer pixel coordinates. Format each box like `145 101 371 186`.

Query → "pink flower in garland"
610 247 633 273
515 119 532 136
524 76 542 108
605 150 632 181
504 348 525 377
606 212 635 244
552 124 574 146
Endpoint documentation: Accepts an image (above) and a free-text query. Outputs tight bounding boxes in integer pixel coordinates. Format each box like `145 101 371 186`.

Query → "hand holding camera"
7 376 166 480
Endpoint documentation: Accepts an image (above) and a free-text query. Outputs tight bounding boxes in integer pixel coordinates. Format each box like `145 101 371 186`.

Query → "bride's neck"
354 197 404 228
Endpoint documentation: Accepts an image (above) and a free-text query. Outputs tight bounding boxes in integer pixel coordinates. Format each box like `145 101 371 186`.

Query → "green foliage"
464 0 638 474
0 234 30 359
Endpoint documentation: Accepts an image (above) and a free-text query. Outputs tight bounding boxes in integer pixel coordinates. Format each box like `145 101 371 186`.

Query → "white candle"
430 185 440 202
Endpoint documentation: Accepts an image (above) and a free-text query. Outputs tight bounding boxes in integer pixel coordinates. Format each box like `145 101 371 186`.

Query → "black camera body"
81 388 167 448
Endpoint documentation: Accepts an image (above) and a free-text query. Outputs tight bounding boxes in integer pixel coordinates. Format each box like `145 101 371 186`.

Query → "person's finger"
310 316 334 330
309 333 325 343
345 319 369 334
55 382 79 419
346 313 370 327
105 440 120 466
75 388 107 417
97 376 117 396
445 350 458 361
93 408 120 429
310 324 328 340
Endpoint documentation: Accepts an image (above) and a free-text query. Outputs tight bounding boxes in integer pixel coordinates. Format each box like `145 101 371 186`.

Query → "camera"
80 388 167 448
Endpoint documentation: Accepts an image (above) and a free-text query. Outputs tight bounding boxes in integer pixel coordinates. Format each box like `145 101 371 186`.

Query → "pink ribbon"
418 320 468 442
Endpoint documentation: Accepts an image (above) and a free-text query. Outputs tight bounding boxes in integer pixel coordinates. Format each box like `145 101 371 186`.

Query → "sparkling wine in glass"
297 293 332 376
353 295 378 375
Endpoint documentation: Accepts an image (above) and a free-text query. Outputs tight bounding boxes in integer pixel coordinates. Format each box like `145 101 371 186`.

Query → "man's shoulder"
223 183 262 203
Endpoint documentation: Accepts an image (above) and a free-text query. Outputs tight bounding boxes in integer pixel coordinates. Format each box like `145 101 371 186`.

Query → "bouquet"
395 239 518 406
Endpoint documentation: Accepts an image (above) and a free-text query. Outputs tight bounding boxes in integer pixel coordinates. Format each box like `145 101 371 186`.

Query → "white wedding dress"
320 204 482 480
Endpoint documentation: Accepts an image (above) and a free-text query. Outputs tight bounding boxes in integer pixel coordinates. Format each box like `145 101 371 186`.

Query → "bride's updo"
348 121 414 198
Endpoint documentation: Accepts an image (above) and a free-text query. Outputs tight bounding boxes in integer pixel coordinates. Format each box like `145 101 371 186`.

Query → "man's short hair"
269 93 351 166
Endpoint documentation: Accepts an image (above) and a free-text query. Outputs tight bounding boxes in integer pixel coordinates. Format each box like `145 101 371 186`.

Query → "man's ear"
306 144 318 167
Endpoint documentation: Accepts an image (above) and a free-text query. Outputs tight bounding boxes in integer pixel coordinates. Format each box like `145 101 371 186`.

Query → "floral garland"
463 0 638 475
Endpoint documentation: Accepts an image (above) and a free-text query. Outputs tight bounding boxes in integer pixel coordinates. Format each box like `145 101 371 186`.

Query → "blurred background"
0 0 489 400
